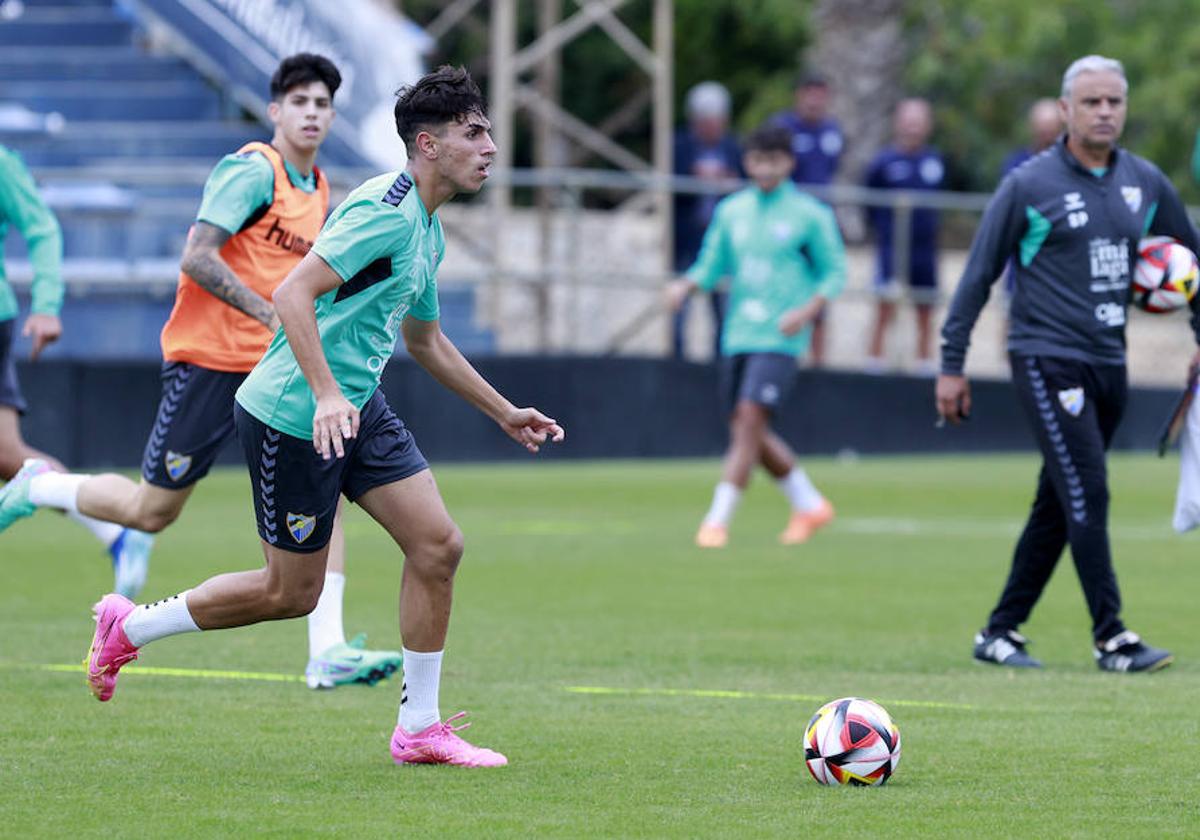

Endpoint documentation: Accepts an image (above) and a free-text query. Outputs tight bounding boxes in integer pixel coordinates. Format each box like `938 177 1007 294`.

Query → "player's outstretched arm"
274 252 359 459
402 316 565 453
180 222 280 332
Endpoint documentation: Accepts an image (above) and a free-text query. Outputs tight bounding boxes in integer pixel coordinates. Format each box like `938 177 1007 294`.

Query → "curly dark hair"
270 53 342 102
393 65 487 154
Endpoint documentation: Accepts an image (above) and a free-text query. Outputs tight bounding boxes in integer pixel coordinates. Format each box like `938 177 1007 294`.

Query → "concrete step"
0 8 133 46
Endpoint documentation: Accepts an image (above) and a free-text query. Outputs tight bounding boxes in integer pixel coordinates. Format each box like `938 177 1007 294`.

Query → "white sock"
66 510 123 548
702 481 742 526
778 468 824 512
307 572 346 659
398 648 443 733
28 472 87 513
122 590 201 647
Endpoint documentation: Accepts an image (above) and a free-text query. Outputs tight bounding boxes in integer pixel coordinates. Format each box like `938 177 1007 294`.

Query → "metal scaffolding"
424 0 674 351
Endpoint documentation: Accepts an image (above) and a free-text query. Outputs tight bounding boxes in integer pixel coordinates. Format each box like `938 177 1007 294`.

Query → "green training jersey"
0 145 63 322
236 171 443 439
686 180 845 357
196 148 317 235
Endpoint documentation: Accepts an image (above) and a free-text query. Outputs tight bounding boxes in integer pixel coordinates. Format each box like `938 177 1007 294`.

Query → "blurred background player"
1000 99 1063 300
671 81 741 360
1001 98 1063 178
771 72 844 367
864 97 945 376
665 124 845 548
0 142 151 596
937 55 1189 673
0 54 402 689
86 65 565 767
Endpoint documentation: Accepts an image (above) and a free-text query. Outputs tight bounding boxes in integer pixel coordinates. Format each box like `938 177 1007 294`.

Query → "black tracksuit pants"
987 354 1127 643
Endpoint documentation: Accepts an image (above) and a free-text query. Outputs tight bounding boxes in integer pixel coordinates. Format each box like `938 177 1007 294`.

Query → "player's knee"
415 524 464 579
266 577 323 619
130 506 180 534
731 403 767 433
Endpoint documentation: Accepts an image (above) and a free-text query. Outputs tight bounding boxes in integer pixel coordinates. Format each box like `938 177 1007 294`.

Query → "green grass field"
2 455 1198 838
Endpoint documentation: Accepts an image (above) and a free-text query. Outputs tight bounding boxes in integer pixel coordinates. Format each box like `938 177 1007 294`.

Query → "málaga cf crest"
165 450 192 481
1057 387 1085 417
287 512 317 544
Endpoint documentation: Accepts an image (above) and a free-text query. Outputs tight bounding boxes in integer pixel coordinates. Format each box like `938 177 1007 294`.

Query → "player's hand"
312 393 359 460
663 279 695 313
935 373 971 426
500 407 565 454
22 313 62 361
778 301 823 337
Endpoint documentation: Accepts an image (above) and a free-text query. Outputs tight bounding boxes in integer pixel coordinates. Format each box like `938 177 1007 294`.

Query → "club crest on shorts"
164 450 192 481
1057 387 1085 417
286 512 317 544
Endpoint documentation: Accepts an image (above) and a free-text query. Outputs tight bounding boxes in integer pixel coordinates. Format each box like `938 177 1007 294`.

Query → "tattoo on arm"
181 222 276 327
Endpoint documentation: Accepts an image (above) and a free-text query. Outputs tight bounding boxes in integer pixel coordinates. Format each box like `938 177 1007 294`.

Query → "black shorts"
0 318 27 413
235 389 429 553
718 352 797 416
141 362 246 488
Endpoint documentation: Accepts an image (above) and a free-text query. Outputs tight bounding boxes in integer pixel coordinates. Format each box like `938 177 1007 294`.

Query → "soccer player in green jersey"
86 66 564 767
666 123 847 548
0 143 153 595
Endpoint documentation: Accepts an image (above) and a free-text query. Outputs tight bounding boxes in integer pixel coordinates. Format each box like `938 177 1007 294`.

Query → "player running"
0 54 401 688
0 142 152 596
665 123 846 548
85 65 564 767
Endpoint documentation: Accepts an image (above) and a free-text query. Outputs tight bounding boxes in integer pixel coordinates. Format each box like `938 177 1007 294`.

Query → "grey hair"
1061 55 1127 98
686 81 731 118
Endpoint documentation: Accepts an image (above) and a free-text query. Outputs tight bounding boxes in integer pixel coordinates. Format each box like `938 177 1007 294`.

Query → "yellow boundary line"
22 663 304 683
564 685 974 710
9 664 973 708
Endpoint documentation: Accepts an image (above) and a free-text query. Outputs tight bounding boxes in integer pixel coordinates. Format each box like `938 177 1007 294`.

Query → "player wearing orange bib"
1 54 403 688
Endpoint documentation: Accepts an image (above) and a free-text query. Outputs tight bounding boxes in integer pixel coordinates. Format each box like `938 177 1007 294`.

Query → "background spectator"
864 97 944 376
671 81 742 360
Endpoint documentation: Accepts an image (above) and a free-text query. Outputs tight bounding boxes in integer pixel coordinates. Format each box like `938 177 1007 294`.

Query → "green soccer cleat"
0 458 51 533
304 633 403 690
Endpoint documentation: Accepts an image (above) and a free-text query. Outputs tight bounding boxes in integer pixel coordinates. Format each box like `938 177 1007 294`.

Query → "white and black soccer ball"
804 696 901 786
1131 236 1200 313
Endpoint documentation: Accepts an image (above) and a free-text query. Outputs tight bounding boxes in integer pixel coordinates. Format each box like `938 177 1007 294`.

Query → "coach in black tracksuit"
937 55 1196 673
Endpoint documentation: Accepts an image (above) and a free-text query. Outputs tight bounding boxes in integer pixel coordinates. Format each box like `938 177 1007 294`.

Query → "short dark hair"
393 65 486 154
794 71 829 90
270 53 341 101
743 123 795 156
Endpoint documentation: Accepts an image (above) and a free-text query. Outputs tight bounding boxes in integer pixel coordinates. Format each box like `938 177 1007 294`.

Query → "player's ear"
267 100 281 126
415 129 438 160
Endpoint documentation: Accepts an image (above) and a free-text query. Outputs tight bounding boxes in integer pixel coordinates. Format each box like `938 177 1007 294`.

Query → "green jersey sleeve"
195 152 275 235
685 199 733 291
0 147 63 316
808 205 847 301
311 200 409 284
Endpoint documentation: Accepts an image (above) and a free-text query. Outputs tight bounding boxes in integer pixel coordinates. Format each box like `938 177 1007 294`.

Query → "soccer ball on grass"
804 696 901 786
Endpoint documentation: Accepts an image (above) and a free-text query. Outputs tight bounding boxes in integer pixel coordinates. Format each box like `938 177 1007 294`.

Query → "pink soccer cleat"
390 712 508 767
780 499 835 545
694 522 728 549
86 594 139 701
